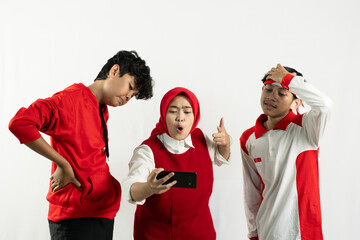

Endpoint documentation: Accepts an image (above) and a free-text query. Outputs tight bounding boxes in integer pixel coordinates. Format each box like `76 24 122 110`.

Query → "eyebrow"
278 88 289 93
168 105 192 109
131 83 139 90
266 85 288 91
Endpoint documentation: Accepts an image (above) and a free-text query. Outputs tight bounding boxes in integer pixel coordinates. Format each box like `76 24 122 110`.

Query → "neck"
88 80 104 105
263 116 282 130
263 110 292 130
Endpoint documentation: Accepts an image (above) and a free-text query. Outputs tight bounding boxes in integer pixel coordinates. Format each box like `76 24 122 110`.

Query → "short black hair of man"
95 50 153 100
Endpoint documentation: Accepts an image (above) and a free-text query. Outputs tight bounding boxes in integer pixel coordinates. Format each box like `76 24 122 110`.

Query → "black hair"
95 50 153 100
261 66 303 100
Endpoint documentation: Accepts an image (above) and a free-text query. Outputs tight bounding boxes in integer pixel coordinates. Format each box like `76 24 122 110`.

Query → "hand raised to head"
266 64 290 83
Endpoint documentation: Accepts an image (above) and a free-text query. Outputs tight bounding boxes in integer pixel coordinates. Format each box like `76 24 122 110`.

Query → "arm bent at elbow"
24 137 81 192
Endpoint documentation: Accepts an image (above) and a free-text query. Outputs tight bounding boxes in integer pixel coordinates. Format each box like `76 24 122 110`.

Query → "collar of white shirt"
158 133 195 154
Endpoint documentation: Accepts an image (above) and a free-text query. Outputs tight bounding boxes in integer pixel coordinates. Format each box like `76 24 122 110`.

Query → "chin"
170 133 187 141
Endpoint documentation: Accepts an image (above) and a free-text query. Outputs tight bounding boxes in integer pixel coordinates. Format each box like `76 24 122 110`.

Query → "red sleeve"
240 127 255 156
250 237 259 240
8 98 60 144
281 73 295 90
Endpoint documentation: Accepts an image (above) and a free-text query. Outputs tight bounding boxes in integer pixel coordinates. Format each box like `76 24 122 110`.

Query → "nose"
176 111 185 122
268 90 278 100
125 92 133 101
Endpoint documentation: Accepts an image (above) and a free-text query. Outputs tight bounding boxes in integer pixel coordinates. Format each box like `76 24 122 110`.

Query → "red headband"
263 79 280 86
150 87 200 137
263 79 298 98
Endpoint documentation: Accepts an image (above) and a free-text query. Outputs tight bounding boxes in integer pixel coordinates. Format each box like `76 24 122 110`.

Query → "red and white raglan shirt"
9 83 121 222
240 74 333 240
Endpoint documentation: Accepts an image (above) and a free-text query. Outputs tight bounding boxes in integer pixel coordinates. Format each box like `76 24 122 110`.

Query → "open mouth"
177 126 184 133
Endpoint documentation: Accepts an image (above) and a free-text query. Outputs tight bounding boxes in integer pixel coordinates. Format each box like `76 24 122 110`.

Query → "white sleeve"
288 76 333 147
241 148 261 239
121 144 155 205
204 133 231 166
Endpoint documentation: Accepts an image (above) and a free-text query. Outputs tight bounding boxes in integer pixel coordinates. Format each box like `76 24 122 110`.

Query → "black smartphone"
156 171 197 189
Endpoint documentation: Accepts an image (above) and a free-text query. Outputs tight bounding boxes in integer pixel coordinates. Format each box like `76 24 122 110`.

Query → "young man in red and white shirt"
240 64 332 240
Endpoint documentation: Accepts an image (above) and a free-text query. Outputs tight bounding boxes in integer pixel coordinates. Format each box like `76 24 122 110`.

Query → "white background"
1 0 359 239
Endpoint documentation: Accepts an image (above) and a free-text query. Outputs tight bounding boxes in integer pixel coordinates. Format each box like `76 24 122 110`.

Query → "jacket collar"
254 111 303 139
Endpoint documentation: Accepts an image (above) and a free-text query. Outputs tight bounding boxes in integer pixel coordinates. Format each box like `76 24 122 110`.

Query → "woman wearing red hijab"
122 87 231 239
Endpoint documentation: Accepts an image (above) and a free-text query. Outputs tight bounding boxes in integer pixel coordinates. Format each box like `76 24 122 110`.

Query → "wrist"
218 143 230 151
218 144 230 160
281 73 295 90
57 159 71 169
145 181 155 196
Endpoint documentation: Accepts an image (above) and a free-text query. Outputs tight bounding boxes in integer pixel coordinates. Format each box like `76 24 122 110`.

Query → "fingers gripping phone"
156 171 197 189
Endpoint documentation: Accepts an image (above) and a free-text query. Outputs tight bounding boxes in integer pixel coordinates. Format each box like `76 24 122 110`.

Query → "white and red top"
240 74 333 240
134 129 219 240
123 87 230 239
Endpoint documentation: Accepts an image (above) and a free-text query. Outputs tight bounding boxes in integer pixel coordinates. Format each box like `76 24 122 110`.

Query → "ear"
109 64 120 78
290 98 302 110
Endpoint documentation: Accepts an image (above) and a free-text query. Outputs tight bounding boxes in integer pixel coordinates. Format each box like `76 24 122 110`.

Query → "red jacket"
9 83 121 222
134 128 216 240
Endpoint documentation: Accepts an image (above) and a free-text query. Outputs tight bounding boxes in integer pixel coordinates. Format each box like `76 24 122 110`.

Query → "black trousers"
48 217 114 240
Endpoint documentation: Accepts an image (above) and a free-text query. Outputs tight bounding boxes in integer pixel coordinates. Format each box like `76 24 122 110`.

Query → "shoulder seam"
240 127 255 156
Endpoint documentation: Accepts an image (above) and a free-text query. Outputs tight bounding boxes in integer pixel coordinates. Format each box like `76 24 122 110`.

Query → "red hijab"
150 87 200 138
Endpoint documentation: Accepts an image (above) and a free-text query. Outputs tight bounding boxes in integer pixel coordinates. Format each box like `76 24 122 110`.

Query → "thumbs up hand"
212 117 230 160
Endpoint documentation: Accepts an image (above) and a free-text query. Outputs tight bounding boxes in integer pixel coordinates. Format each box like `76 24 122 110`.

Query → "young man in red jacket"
8 50 153 240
